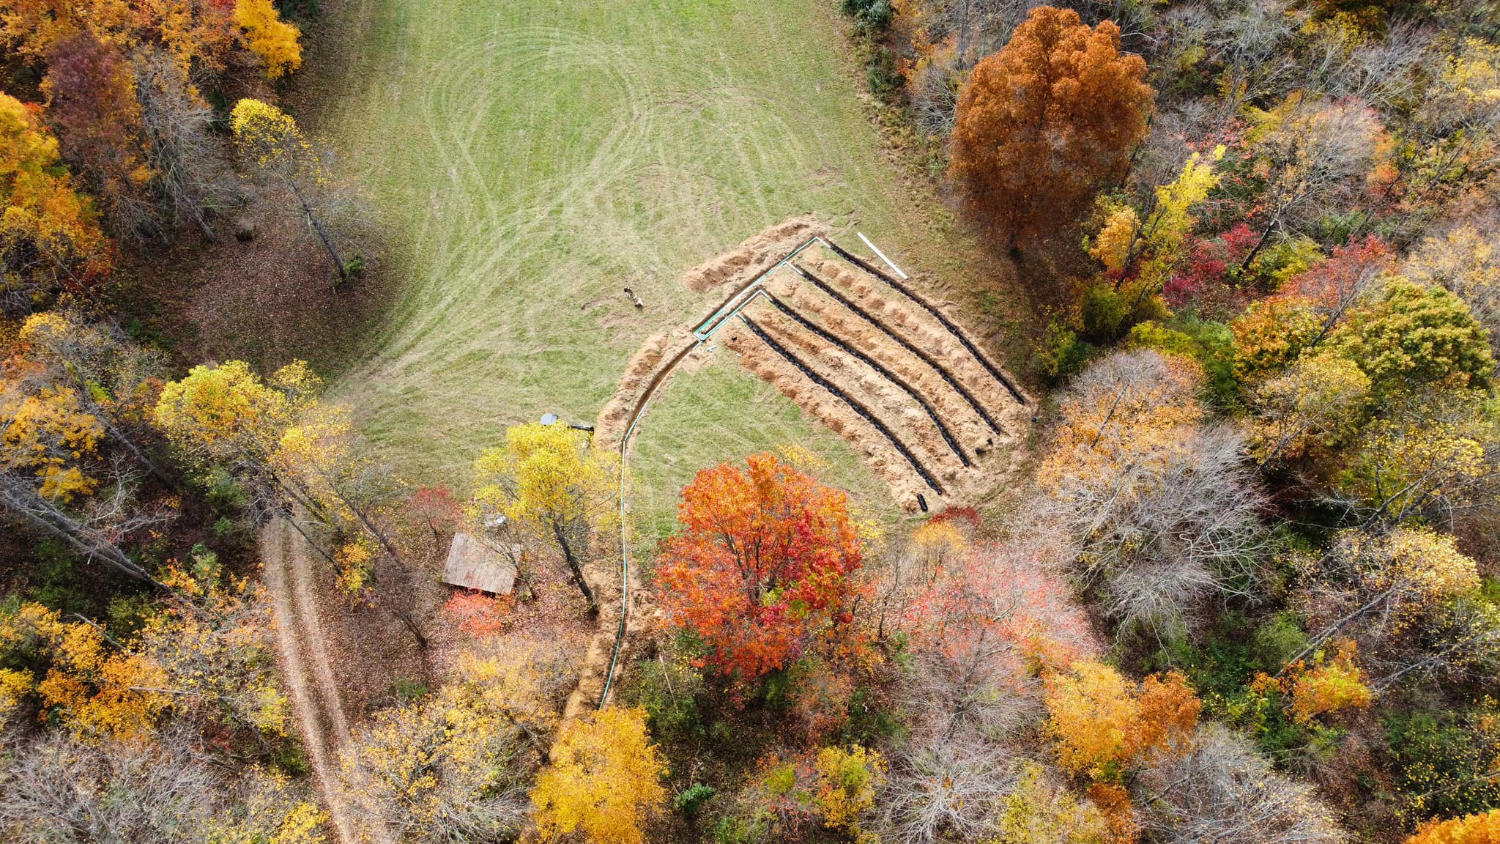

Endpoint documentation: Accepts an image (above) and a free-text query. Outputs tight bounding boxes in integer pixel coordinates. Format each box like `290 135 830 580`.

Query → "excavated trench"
763 293 970 467
823 240 1027 405
740 314 946 496
790 263 1006 436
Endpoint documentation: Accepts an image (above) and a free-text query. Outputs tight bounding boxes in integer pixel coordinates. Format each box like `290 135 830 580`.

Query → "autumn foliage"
1044 661 1200 781
1407 809 1500 844
0 93 110 311
532 706 667 844
950 6 1152 245
656 453 864 682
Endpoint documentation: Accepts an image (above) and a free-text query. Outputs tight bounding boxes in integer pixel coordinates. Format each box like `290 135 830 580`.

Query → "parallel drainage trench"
823 241 1028 405
763 294 970 467
740 315 945 497
791 263 1006 437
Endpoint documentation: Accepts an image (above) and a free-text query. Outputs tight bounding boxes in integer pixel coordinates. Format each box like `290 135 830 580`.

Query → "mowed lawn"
311 0 977 535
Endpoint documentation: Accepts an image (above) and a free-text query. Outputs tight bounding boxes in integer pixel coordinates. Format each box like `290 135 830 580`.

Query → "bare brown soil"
802 249 1030 416
753 306 963 477
681 216 825 293
110 189 384 377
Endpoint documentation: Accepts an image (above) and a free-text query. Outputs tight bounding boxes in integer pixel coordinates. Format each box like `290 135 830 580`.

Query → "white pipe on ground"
857 231 909 279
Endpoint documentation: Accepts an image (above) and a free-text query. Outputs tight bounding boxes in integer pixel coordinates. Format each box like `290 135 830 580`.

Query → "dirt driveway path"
262 518 391 844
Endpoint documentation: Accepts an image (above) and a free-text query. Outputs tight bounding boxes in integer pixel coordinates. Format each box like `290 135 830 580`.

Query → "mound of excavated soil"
681 216 826 293
594 328 699 450
722 320 933 512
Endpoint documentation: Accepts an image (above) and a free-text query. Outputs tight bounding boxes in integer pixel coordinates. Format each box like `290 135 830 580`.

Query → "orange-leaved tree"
950 6 1152 247
1406 809 1500 843
656 453 864 682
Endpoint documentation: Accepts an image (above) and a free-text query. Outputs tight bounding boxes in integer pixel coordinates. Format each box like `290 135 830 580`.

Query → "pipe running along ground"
822 240 1027 405
598 238 824 706
762 293 971 467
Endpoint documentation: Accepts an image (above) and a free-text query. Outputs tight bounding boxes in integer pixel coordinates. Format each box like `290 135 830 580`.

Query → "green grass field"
310 0 980 535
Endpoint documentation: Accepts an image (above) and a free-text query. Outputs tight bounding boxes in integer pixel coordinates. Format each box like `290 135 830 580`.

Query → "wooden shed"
442 532 517 595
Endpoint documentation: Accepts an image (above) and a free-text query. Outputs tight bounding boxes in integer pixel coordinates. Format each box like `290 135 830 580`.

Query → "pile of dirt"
681 216 826 293
594 328 699 450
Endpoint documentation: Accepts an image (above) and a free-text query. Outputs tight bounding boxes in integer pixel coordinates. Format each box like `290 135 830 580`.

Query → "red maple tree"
656 454 864 682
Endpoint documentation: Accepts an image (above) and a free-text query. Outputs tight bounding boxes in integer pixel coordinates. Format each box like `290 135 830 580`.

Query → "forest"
1 0 1499 842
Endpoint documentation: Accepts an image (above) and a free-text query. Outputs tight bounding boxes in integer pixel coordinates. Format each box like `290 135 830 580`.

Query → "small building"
442 532 517 595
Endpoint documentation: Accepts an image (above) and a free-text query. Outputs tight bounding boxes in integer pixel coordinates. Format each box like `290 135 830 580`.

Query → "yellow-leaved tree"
1044 661 1200 781
1248 351 1371 464
232 0 301 79
0 91 111 312
1287 640 1374 724
0 382 103 502
230 98 355 280
0 600 170 740
143 549 291 740
343 644 563 842
532 706 667 844
472 422 618 614
1283 526 1483 675
152 359 314 468
1091 146 1225 298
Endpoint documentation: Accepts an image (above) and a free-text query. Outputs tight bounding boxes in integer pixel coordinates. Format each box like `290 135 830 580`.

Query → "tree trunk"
392 607 430 651
288 179 347 282
552 521 598 615
1237 216 1279 275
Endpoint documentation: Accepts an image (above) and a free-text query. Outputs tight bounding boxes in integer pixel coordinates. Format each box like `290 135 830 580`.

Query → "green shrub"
1143 612 1257 699
841 0 893 32
199 466 248 513
865 44 902 101
712 814 769 844
1253 237 1323 290
26 538 93 615
1079 282 1130 342
626 643 706 743
676 783 717 818
838 686 905 745
1035 319 1095 384
1251 612 1310 673
1127 316 1239 407
106 593 155 640
1386 707 1500 824
390 678 428 702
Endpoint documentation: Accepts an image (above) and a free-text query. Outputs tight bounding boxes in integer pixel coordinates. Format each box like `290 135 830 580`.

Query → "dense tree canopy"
950 6 1152 244
656 453 864 682
0 93 109 312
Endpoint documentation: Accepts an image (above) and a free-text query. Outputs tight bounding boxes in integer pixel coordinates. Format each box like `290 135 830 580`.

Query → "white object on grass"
857 231 909 279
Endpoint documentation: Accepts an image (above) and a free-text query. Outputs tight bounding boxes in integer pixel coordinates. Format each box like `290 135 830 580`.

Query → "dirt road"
261 518 389 844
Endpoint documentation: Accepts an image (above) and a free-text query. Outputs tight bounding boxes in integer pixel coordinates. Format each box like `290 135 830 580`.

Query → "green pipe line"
598 242 816 705
598 232 954 705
